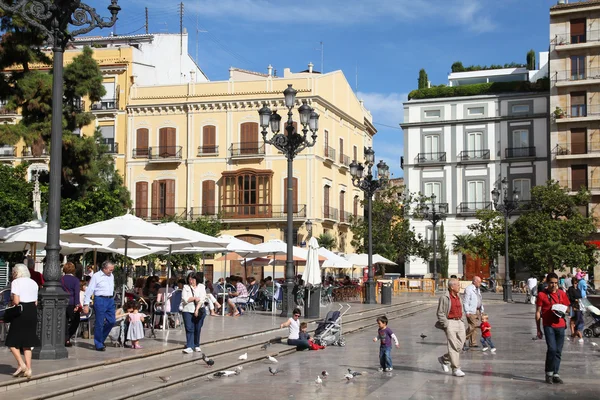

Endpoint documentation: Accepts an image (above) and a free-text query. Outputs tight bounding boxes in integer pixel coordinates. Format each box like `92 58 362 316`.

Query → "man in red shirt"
436 278 467 377
536 272 570 384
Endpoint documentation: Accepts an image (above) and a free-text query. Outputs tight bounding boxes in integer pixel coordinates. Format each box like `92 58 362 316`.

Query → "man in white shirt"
527 275 538 305
463 276 483 349
83 260 115 351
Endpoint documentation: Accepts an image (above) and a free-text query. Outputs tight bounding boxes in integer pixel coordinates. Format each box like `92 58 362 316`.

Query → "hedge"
408 78 549 100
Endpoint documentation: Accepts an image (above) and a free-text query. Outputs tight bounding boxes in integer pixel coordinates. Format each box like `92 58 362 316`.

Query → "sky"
87 0 560 178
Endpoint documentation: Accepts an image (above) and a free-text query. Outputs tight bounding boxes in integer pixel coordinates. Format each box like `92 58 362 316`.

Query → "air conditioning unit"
0 146 13 156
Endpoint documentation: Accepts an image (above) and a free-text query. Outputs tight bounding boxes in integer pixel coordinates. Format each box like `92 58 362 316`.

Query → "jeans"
480 337 495 348
93 296 116 350
287 338 310 351
379 346 392 369
543 326 565 376
182 311 206 349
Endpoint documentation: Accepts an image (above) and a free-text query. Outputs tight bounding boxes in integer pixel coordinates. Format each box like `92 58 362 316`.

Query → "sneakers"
490 348 497 353
378 368 384 372
438 356 450 373
578 338 584 344
452 369 465 377
482 347 489 351
385 368 393 372
545 375 553 384
182 347 193 354
194 347 202 352
552 376 564 384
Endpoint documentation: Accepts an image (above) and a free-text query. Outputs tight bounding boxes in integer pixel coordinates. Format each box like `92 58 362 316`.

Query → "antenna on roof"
315 41 324 73
145 7 149 34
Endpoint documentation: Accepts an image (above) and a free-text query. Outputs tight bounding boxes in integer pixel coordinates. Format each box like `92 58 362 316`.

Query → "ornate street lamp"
421 194 446 289
305 219 313 239
0 0 120 359
258 85 319 317
349 150 389 304
491 177 519 303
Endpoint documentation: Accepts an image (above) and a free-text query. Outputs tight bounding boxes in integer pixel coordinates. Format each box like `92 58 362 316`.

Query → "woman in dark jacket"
61 262 81 347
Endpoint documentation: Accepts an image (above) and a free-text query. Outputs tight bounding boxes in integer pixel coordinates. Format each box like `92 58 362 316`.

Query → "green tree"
317 232 336 250
510 181 596 276
451 61 465 72
466 209 505 271
438 223 449 279
526 49 536 70
418 69 428 89
0 163 34 227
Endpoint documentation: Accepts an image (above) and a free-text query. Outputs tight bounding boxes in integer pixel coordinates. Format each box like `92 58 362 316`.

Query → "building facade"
401 65 549 279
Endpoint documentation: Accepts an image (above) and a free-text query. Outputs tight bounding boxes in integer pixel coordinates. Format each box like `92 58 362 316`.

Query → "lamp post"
491 177 519 303
0 0 120 359
421 194 446 289
305 219 313 239
349 149 389 304
258 85 319 317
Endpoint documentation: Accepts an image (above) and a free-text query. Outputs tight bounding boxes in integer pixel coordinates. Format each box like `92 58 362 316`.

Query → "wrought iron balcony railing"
198 145 219 156
458 149 490 162
148 146 183 160
415 152 446 164
456 202 493 215
553 142 600 156
505 147 535 158
229 142 265 157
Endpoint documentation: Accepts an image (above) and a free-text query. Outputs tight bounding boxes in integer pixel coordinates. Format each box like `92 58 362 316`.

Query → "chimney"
557 0 566 4
229 66 234 80
308 62 314 73
267 64 273 77
190 70 196 82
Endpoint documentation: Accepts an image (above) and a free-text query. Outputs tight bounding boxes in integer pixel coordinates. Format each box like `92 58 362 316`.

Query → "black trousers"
66 307 81 341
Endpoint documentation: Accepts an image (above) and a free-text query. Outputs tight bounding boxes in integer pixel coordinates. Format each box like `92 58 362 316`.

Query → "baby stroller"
313 304 351 347
108 316 128 347
580 298 600 338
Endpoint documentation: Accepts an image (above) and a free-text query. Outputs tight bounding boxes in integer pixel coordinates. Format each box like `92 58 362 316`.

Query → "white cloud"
357 91 407 127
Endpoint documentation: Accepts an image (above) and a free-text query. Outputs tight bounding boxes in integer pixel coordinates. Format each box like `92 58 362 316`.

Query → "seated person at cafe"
225 276 248 317
264 276 281 311
247 277 259 300
343 275 352 286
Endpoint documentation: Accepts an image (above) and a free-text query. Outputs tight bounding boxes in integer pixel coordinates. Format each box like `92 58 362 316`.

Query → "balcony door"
467 131 483 158
512 129 529 157
202 125 216 153
513 178 531 201
424 135 439 158
571 92 587 117
135 182 148 218
159 127 176 157
424 182 441 200
202 180 216 215
136 128 149 157
571 56 586 81
324 185 330 218
468 181 485 208
151 179 175 219
571 165 587 191
324 130 330 157
571 128 587 155
570 19 586 44
339 190 345 221
240 122 258 154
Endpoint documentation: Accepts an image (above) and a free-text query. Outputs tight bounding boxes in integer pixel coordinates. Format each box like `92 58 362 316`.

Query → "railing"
418 202 449 216
561 179 600 192
220 204 307 219
557 104 600 119
414 152 446 164
22 146 48 158
135 207 190 221
197 145 219 155
456 202 493 215
323 206 339 221
553 142 600 156
553 68 600 83
553 29 600 46
101 142 119 154
189 206 218 218
148 146 183 160
0 106 17 115
132 148 149 158
0 146 17 157
339 154 350 167
91 99 118 111
339 211 353 224
458 149 490 161
505 147 535 158
229 142 265 157
324 146 336 161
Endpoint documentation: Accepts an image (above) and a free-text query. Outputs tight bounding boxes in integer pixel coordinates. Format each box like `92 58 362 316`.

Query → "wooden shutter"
571 165 587 190
135 182 148 218
159 128 176 157
571 128 587 155
571 19 586 36
339 138 344 163
324 186 330 218
353 146 357 162
203 125 216 153
136 128 148 157
353 196 359 217
202 180 216 215
165 179 175 217
240 122 258 154
339 191 345 221
151 181 159 219
571 92 585 106
283 177 298 214
324 130 329 156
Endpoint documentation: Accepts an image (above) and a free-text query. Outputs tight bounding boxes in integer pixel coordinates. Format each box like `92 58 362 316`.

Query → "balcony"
339 154 350 170
556 104 600 124
339 211 353 225
0 146 17 159
553 68 600 88
553 142 600 160
414 152 446 165
189 206 218 219
147 146 183 162
132 148 149 159
229 142 265 159
100 142 118 154
505 147 536 159
324 146 336 163
553 29 600 51
457 149 490 163
135 207 190 222
323 206 339 221
456 202 493 216
197 145 219 156
561 179 600 194
220 204 307 220
91 99 118 111
22 146 49 159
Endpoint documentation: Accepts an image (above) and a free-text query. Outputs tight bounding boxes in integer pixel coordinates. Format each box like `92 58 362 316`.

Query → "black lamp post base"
503 281 513 303
363 281 377 304
33 285 69 360
279 283 297 318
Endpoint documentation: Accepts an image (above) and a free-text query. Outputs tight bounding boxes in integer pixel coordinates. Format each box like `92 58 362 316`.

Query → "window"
570 19 586 44
221 170 272 218
571 56 586 80
324 130 330 157
151 179 175 219
571 92 586 117
240 122 259 154
339 138 344 163
324 185 331 218
202 180 216 215
339 191 345 221
512 129 529 148
283 177 298 213
135 128 149 157
571 165 587 191
135 182 148 218
424 109 441 118
202 125 216 153
424 182 441 200
467 181 485 205
96 82 116 109
424 135 440 155
353 195 359 217
467 131 483 155
511 104 530 114
158 127 177 157
571 128 587 155
513 179 531 201
99 126 115 152
468 107 484 116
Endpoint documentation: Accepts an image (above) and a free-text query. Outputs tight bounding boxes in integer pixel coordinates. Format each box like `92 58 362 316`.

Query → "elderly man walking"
83 260 116 351
463 276 483 350
436 278 467 377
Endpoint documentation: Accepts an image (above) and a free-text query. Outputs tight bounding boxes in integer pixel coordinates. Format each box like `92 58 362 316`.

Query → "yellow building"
126 64 375 277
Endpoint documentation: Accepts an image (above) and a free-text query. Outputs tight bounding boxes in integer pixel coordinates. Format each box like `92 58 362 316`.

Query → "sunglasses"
293 314 300 317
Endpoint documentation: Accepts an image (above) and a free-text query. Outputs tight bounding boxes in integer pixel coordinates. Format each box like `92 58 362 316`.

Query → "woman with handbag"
180 272 207 354
61 262 81 347
6 263 40 379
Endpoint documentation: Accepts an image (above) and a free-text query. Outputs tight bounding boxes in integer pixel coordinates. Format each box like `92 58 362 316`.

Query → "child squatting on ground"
299 322 325 350
373 316 399 371
480 314 496 353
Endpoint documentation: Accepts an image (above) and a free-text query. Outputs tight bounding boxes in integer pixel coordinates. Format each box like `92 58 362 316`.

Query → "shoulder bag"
2 304 23 323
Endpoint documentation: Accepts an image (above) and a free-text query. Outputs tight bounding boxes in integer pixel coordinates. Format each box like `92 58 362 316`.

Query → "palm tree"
452 233 475 256
317 232 336 250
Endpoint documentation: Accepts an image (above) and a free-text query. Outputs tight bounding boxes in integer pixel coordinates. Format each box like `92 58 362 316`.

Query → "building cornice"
403 92 548 105
400 112 549 129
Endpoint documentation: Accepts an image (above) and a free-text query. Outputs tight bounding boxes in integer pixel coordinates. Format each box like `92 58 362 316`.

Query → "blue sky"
88 0 558 178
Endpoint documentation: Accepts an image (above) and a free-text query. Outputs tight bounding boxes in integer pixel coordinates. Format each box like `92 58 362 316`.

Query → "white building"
401 57 549 279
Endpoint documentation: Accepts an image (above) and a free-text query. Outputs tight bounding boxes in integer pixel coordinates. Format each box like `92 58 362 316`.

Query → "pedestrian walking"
60 262 81 347
463 276 483 350
180 272 207 354
436 278 467 377
373 315 399 372
535 272 570 384
479 314 496 353
566 276 583 343
527 275 538 305
83 260 116 351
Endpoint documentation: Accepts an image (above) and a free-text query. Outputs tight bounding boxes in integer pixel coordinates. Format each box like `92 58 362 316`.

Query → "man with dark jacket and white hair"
436 278 467 377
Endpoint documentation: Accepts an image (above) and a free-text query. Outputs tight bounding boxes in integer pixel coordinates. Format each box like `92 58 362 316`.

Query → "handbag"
3 304 23 323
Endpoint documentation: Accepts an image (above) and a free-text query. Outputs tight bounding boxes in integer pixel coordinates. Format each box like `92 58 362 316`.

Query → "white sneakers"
438 356 450 373
482 347 489 351
194 347 202 352
490 348 497 353
453 369 466 377
182 348 193 354
578 338 584 344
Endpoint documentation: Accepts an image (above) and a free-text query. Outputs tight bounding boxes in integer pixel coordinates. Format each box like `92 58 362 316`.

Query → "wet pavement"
142 302 600 400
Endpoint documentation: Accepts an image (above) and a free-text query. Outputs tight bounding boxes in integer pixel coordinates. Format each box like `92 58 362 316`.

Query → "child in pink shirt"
126 302 146 349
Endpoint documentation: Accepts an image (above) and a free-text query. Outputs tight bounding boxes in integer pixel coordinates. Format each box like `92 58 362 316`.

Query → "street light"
491 177 519 303
305 219 313 239
349 150 389 304
420 194 446 289
258 85 319 317
0 0 120 360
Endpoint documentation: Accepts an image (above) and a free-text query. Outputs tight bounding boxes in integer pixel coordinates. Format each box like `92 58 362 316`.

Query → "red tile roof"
551 0 600 11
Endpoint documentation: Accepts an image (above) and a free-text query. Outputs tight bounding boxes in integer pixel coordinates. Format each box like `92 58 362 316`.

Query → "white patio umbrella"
344 253 398 267
319 248 353 269
254 239 290 315
301 237 321 309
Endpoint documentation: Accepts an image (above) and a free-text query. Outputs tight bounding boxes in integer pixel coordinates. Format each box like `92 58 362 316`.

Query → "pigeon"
201 353 215 367
235 366 243 374
261 342 271 351
238 353 248 360
158 376 171 383
267 355 278 363
347 368 362 377
344 373 354 381
420 333 427 340
315 376 323 384
321 370 329 378
213 370 237 378
269 367 282 375
592 342 598 347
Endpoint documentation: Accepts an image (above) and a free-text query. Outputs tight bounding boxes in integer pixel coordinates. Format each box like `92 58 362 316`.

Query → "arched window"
135 128 149 157
240 122 259 154
135 182 148 218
